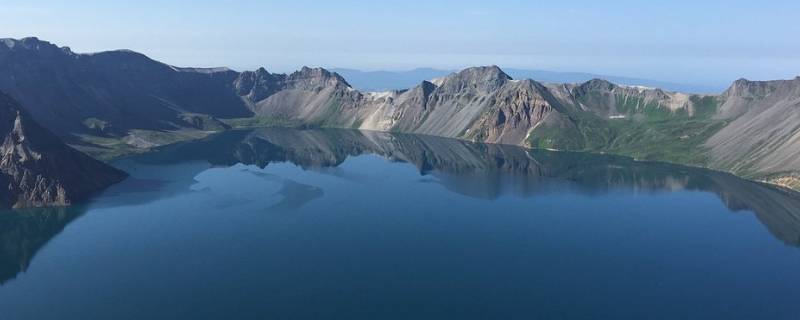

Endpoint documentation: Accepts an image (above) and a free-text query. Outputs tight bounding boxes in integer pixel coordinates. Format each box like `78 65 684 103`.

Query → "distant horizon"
1 34 796 92
3 0 800 87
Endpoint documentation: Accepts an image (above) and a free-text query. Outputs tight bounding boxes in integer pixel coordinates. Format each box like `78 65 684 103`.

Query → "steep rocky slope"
235 67 363 127
0 92 126 208
705 78 800 183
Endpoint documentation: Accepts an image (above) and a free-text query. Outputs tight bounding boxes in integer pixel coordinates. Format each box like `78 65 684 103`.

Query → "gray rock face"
705 77 800 178
0 92 127 208
233 66 365 128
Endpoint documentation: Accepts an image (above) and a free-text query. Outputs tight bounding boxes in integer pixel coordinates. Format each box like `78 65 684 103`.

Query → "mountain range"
1 36 799 202
238 64 800 190
330 68 725 94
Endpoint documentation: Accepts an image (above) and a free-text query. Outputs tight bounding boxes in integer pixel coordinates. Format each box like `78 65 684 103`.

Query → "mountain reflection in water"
139 128 800 245
1 127 799 285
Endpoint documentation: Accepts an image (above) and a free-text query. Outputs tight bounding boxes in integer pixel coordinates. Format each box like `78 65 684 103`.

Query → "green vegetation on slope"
527 97 726 167
613 94 679 120
74 129 220 161
601 118 727 165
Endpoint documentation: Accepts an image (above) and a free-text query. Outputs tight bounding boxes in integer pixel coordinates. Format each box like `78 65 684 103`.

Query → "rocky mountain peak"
294 66 336 79
722 77 800 99
254 67 271 76
724 78 751 97
454 65 511 81
0 92 127 208
285 67 352 90
234 68 286 102
1 111 42 165
0 37 72 56
579 78 617 91
438 65 511 92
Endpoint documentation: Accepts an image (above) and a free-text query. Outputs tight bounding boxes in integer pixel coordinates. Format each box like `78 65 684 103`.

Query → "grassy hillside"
527 95 727 167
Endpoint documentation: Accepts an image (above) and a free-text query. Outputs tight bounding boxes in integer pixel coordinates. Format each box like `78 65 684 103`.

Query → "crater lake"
1 128 799 319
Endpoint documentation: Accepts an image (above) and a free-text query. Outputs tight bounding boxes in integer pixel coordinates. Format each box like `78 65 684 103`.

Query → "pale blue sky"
2 0 799 86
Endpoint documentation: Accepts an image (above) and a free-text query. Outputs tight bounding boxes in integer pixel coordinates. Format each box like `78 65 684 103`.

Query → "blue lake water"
1 128 799 319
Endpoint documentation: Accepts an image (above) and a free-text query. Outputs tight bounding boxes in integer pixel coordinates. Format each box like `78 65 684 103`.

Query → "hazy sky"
2 0 799 86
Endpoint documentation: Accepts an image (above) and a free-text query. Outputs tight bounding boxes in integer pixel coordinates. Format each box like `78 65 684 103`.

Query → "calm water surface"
1 128 799 319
